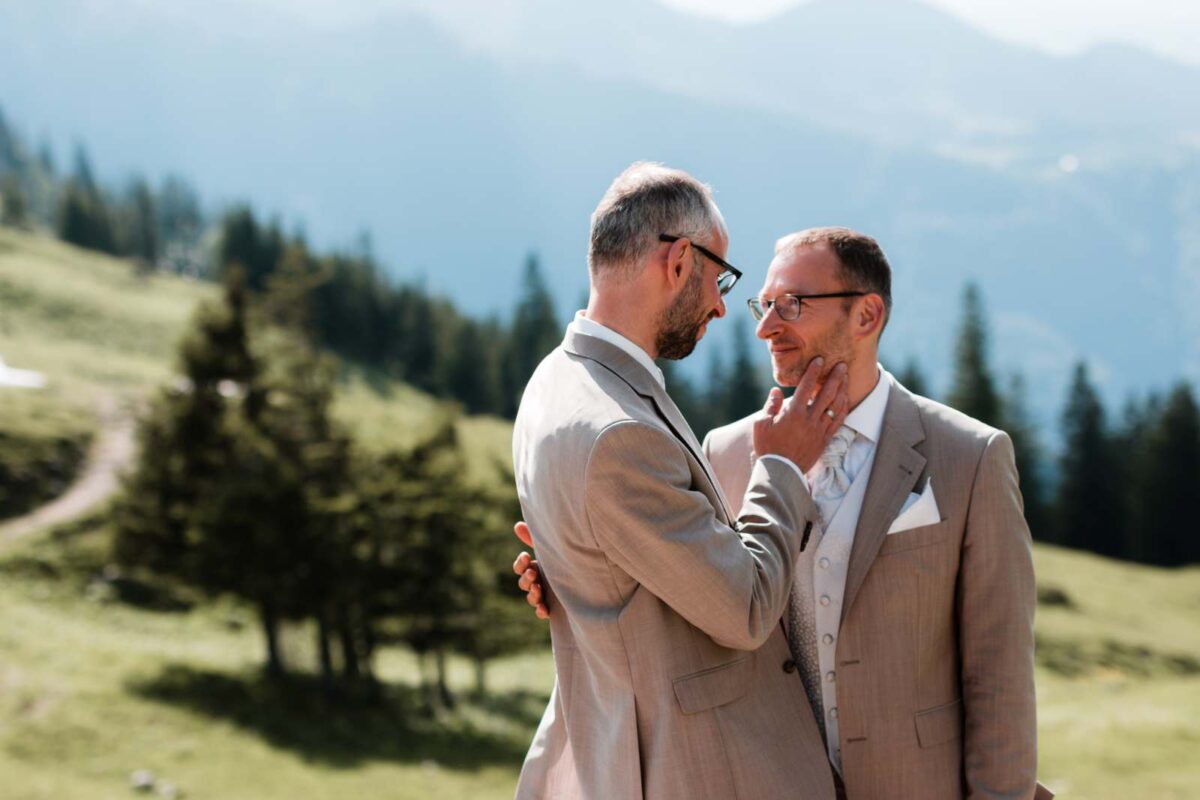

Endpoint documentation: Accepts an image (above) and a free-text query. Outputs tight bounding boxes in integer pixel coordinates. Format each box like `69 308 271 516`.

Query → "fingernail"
814 357 825 367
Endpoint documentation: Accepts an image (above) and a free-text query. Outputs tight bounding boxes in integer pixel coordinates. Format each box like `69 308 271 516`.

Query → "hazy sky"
234 0 1200 66
664 0 1200 65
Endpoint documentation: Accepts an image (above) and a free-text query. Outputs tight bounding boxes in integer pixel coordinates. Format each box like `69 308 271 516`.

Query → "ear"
854 294 887 341
663 236 693 292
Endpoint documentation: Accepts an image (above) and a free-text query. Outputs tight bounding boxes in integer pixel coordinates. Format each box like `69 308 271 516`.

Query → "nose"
756 304 781 339
713 294 727 319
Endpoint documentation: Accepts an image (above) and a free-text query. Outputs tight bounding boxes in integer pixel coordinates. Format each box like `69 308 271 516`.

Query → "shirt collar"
844 363 891 444
569 311 666 390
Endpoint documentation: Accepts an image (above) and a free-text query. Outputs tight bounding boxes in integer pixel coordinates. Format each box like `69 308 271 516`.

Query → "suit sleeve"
585 420 817 650
958 431 1038 799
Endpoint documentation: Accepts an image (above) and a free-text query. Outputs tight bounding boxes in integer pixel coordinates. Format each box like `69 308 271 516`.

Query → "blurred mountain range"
2 0 1198 417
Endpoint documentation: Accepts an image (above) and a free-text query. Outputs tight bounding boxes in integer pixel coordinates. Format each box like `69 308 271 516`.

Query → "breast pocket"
877 519 950 556
672 658 751 715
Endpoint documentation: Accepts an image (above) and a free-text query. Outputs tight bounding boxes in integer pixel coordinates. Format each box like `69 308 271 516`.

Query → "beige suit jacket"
704 378 1041 800
512 329 835 800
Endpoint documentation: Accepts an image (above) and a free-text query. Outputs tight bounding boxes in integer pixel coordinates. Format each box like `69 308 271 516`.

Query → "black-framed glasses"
658 234 742 296
747 291 867 322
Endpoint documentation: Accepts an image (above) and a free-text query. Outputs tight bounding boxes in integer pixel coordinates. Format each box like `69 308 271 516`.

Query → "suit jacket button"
782 659 797 673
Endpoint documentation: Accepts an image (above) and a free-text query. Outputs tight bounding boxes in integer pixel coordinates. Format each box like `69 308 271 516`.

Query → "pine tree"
0 174 28 228
895 357 930 398
1130 384 1200 566
218 206 283 291
1113 395 1158 562
25 139 58 228
71 145 99 201
113 269 351 678
1054 362 1124 556
58 167 116 254
261 242 325 339
947 284 1002 428
0 108 22 172
721 317 766 424
37 140 55 175
447 318 502 414
450 465 548 696
503 254 560 417
255 334 359 688
59 185 93 246
157 175 204 275
118 177 158 264
0 110 31 229
396 286 440 392
356 421 484 709
1003 373 1049 541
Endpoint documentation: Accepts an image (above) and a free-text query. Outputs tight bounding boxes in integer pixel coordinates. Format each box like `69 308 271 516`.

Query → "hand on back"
512 522 549 619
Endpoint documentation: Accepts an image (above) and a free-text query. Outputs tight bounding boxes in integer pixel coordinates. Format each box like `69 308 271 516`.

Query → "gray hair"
588 162 724 282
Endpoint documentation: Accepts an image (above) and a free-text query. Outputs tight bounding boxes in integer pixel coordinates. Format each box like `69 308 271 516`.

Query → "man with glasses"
517 227 1047 799
704 227 1042 799
510 162 846 799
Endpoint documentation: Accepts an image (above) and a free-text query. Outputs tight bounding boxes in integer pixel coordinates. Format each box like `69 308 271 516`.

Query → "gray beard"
655 269 706 361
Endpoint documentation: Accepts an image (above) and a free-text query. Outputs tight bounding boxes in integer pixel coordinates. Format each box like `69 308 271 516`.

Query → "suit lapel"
648 388 737 523
840 383 926 624
564 330 734 522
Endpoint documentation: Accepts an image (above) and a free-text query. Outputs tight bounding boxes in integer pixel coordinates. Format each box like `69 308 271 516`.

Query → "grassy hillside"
0 227 512 494
0 228 214 408
1032 547 1200 797
0 516 554 800
0 229 206 517
2 518 1197 800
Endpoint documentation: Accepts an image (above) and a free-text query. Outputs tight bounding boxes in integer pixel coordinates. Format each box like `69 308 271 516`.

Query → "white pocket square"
887 478 941 534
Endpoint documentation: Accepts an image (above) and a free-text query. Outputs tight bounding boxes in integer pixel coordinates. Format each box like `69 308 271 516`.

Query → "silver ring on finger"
825 408 836 419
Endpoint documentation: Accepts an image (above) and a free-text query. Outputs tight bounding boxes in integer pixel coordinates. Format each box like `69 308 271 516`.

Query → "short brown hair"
776 226 893 333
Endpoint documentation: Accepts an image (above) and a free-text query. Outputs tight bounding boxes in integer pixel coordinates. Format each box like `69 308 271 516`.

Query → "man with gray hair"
510 162 846 799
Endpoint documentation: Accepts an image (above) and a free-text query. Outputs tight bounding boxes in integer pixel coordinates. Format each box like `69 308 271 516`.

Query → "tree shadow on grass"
472 688 549 729
127 664 542 770
1036 634 1200 679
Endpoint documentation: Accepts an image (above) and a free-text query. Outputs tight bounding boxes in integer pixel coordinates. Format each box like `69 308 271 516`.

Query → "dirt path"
0 395 137 550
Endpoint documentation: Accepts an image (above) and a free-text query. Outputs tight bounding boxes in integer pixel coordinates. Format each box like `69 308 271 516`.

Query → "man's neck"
585 303 658 359
847 359 881 411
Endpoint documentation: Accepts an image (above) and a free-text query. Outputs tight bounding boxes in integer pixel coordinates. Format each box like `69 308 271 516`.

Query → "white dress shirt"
569 311 665 389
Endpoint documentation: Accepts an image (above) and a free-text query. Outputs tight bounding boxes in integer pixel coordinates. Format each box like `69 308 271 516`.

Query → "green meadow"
4 517 1198 800
2 229 1198 799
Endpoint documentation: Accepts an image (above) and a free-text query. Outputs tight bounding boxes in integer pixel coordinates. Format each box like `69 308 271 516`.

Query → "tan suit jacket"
704 378 1042 800
512 329 835 800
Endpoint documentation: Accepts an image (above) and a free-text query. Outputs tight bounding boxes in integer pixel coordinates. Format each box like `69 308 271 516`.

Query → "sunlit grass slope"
0 517 552 800
0 227 513 487
2 517 1198 799
0 227 213 404
1033 545 1200 798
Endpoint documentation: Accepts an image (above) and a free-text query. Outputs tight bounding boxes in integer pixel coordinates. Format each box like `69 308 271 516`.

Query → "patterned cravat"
810 426 856 527
785 425 856 743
